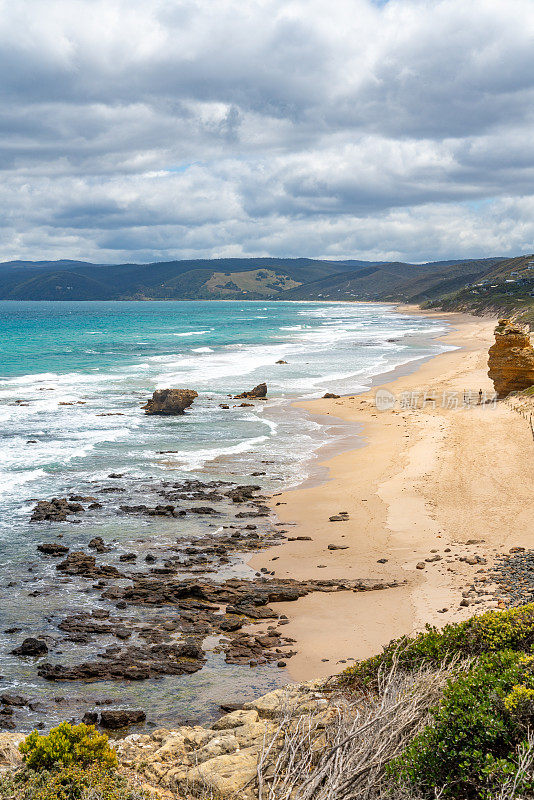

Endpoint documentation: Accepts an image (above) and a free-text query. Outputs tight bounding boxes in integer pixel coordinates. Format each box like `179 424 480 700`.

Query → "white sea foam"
165 435 270 471
0 468 46 498
0 302 451 529
171 330 211 337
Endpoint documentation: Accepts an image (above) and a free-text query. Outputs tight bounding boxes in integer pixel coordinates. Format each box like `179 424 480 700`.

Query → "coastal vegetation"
0 723 148 799
259 606 534 800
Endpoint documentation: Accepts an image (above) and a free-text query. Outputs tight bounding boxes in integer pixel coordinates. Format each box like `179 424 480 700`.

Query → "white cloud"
1 0 534 262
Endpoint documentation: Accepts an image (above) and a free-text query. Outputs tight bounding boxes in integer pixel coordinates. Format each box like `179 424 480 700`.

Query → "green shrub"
388 650 534 799
0 764 150 800
341 604 534 687
19 722 117 772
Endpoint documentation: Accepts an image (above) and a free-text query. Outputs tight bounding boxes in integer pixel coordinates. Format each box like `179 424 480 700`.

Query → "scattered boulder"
30 498 83 522
142 389 198 415
0 695 27 707
488 319 534 397
88 537 109 552
100 710 146 729
329 512 349 522
56 552 123 579
56 552 96 575
323 393 340 399
11 638 48 657
37 543 69 557
234 383 267 400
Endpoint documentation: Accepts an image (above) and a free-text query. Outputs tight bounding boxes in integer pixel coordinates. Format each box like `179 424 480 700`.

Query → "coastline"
250 306 534 681
0 299 457 734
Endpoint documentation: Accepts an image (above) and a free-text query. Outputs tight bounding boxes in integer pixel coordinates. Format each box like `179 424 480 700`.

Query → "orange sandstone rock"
488 319 534 398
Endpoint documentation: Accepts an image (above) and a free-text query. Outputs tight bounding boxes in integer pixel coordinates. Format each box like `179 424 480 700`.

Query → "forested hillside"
0 256 507 302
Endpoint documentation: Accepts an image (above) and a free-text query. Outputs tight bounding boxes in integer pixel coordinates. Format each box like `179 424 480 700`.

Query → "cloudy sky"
2 0 534 264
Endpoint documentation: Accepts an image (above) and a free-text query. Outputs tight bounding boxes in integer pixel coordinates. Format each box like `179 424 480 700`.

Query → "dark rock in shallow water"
0 694 28 707
88 537 109 553
234 382 267 399
0 713 15 730
225 485 260 503
219 701 246 713
82 712 99 725
142 388 198 415
100 710 146 729
11 638 48 657
119 503 185 518
56 552 96 575
37 542 69 557
102 575 402 610
38 641 205 681
56 551 123 579
30 498 84 522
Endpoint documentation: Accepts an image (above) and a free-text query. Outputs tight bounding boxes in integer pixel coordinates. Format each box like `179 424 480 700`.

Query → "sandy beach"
250 307 534 681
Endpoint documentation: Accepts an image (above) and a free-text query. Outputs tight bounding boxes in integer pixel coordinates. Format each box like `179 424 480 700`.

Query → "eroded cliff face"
488 319 534 398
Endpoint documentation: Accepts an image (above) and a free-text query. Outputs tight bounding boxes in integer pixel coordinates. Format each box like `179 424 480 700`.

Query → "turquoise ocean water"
0 300 451 728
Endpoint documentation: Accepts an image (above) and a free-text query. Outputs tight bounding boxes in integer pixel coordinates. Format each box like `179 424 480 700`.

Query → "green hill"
425 254 534 326
0 255 508 303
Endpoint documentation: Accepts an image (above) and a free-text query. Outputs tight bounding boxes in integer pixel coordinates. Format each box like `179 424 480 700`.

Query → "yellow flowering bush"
19 722 117 771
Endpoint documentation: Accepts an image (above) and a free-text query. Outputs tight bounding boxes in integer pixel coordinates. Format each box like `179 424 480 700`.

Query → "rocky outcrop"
488 319 534 397
37 543 69 557
234 383 267 399
100 575 400 610
30 498 84 522
142 389 198 415
114 679 330 800
55 551 123 579
10 638 48 657
99 710 146 729
37 641 205 682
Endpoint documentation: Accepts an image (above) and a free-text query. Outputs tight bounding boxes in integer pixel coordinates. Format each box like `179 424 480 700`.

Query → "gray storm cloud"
1 0 534 262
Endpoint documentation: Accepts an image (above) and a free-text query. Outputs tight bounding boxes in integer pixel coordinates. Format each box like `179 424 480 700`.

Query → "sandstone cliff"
487 319 534 398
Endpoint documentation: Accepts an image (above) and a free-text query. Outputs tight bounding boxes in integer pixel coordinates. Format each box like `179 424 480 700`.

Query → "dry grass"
257 656 463 800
